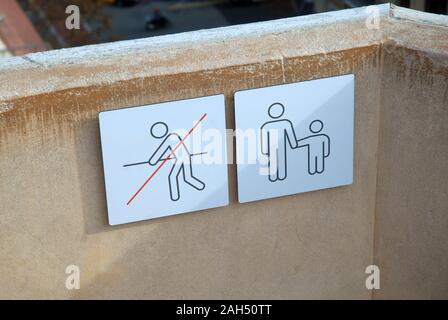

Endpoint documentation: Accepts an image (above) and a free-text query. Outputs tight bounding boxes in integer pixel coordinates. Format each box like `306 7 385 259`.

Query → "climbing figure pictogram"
124 114 207 205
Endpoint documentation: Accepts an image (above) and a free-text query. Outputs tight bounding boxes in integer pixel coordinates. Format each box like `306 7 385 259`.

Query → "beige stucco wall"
374 43 448 299
0 5 447 299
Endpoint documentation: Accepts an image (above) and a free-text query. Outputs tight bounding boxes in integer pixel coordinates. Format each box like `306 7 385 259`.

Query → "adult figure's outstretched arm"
285 120 298 149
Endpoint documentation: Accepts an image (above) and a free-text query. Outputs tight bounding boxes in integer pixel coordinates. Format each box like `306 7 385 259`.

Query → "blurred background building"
0 0 46 56
1 0 447 55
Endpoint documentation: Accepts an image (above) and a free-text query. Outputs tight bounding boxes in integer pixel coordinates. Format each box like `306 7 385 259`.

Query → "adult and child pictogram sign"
99 74 354 225
235 74 354 203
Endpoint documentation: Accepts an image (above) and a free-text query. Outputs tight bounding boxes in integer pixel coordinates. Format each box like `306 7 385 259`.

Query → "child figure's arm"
297 136 310 148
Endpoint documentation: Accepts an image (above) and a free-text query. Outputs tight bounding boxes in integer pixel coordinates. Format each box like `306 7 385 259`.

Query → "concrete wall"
0 5 446 299
374 43 448 299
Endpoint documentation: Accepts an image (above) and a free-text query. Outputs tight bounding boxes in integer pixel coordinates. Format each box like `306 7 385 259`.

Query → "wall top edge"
0 4 446 103
390 4 448 28
2 5 389 68
1 4 446 72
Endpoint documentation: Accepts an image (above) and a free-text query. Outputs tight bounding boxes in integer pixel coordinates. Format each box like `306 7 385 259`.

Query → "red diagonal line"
126 113 207 205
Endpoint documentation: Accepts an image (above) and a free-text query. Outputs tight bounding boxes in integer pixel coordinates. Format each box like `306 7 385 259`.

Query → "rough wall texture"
374 43 448 299
0 5 447 299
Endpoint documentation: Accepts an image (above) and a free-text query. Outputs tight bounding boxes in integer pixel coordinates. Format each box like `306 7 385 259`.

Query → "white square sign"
234 74 355 203
99 95 229 225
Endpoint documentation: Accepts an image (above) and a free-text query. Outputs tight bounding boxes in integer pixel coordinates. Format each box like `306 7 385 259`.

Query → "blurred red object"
0 0 47 56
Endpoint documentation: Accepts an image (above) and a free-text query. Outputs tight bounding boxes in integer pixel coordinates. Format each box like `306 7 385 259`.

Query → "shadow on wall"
74 117 110 234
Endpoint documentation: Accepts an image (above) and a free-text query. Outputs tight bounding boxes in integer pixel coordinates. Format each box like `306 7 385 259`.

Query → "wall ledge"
0 4 446 103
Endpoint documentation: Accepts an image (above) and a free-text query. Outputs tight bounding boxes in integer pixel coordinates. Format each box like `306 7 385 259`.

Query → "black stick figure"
123 122 205 201
147 122 205 201
260 103 298 182
297 120 330 175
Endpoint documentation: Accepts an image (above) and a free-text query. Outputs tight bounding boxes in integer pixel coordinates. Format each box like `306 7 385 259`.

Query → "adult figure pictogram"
260 103 298 182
